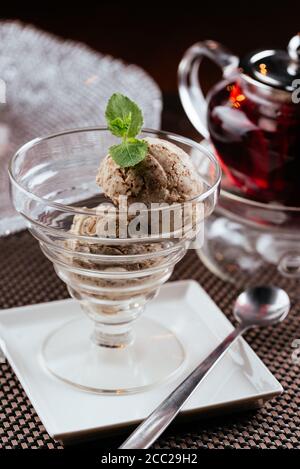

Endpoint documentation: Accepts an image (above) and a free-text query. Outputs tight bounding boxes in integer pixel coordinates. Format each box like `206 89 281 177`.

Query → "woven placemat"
0 231 299 449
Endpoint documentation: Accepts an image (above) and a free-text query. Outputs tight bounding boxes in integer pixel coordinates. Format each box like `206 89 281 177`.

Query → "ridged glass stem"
91 322 134 348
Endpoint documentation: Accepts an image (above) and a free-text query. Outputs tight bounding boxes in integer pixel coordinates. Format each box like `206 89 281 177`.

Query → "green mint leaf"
109 139 148 167
105 93 148 167
108 115 132 138
105 93 143 139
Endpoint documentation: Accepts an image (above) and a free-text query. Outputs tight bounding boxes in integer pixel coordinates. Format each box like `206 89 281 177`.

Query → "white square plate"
0 280 282 443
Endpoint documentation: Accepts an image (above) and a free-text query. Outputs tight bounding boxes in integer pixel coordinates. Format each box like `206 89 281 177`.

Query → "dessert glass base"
198 189 300 299
42 316 185 394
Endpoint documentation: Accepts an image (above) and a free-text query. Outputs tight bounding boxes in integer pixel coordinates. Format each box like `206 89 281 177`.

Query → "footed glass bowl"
9 127 220 394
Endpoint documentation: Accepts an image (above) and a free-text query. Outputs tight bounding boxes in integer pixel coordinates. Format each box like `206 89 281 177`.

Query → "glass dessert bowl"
9 127 220 394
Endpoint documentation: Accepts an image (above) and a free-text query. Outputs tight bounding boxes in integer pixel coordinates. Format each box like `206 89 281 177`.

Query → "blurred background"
2 0 300 138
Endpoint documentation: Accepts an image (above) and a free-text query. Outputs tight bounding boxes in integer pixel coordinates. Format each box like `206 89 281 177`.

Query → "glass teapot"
178 35 300 207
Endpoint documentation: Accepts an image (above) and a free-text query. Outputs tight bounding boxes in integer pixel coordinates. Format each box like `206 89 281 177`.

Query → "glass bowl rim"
8 126 221 216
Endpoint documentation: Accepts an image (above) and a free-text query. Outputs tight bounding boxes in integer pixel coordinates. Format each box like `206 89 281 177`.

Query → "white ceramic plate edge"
0 280 283 442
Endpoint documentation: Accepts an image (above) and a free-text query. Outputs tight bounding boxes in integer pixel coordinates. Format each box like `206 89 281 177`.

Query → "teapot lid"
240 34 300 92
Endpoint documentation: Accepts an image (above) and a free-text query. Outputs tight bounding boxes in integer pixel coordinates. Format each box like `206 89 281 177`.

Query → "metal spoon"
120 286 290 449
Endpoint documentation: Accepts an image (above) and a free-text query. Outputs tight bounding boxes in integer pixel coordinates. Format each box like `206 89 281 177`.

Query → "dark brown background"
2 0 300 137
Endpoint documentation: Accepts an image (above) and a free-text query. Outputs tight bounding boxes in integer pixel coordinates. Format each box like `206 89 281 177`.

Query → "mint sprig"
105 93 148 167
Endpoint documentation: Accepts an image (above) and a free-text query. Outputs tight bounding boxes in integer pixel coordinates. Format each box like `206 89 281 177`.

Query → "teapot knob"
288 33 300 61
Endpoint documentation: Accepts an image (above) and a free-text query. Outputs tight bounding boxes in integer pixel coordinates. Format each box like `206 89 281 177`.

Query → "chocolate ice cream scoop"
96 137 203 205
67 209 165 271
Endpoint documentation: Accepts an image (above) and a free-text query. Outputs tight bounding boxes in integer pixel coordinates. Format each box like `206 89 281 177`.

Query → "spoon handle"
120 324 246 449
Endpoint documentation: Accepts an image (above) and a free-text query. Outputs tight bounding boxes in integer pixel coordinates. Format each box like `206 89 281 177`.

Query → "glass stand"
42 316 185 394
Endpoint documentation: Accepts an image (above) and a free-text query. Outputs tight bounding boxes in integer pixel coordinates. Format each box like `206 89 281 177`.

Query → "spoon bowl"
234 286 291 327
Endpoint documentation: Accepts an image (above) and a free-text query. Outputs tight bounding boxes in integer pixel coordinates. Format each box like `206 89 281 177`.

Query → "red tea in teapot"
208 81 300 206
179 36 300 207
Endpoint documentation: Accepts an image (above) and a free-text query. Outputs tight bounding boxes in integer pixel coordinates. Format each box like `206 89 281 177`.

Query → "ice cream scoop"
96 137 203 206
66 136 203 301
67 210 165 272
